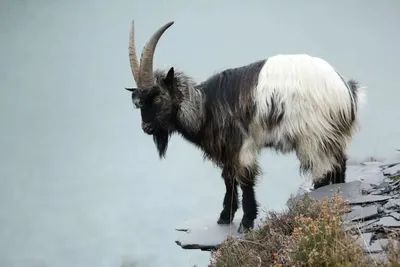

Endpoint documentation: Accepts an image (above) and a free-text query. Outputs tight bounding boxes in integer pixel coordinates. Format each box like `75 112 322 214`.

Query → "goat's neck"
176 84 205 135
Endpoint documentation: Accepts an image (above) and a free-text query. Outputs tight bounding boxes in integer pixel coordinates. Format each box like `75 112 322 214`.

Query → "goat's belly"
237 124 295 167
262 129 296 154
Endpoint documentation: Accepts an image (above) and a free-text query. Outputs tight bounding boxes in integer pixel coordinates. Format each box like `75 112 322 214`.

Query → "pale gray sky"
0 0 399 266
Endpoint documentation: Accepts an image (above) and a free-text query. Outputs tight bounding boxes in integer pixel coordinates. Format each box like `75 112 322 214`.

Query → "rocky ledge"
174 157 400 260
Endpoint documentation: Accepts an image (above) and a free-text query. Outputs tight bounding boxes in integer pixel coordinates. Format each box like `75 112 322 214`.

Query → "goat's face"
128 67 178 135
126 21 176 158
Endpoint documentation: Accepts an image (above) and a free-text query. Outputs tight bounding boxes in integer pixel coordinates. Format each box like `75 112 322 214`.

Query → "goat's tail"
347 79 366 115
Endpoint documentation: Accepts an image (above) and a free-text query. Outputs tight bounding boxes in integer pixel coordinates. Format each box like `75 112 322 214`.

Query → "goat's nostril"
141 123 154 133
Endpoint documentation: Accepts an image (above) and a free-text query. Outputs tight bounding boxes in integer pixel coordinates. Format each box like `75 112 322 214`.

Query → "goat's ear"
125 87 137 93
163 67 175 87
125 87 141 108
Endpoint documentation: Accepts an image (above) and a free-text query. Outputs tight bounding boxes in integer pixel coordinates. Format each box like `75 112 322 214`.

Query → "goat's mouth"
142 123 155 135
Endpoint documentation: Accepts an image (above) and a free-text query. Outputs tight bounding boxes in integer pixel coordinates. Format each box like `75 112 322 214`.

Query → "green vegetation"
390 175 400 181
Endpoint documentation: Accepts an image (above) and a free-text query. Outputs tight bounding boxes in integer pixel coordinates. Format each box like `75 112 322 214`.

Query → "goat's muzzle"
142 122 155 135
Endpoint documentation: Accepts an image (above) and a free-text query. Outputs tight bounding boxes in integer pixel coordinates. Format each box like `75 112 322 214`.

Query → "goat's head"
125 21 178 158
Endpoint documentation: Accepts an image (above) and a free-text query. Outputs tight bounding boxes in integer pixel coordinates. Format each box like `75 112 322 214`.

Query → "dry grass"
209 194 400 267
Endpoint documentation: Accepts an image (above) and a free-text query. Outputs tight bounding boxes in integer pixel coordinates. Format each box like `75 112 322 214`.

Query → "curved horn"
129 21 140 86
139 21 174 88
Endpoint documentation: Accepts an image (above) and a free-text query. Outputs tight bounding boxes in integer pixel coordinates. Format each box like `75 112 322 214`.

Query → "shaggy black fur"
193 59 266 166
217 168 239 224
177 60 266 232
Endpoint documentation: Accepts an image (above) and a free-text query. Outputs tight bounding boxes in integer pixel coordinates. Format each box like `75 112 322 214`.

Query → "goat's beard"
152 128 171 159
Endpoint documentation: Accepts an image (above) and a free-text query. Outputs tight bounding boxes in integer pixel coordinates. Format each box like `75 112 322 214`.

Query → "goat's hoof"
217 211 234 225
237 218 254 234
217 217 231 224
237 223 250 234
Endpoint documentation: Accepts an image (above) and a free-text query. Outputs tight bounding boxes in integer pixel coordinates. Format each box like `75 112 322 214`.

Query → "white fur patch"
238 137 258 168
248 54 366 180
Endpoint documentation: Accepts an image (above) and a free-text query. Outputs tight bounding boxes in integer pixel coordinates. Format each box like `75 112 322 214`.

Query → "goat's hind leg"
297 144 347 190
314 151 347 189
313 175 331 189
217 168 239 225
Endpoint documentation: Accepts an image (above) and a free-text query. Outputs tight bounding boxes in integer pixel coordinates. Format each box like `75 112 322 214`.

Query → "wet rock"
375 181 393 194
383 198 400 209
361 161 385 167
389 212 400 220
378 206 385 213
369 239 384 253
345 218 380 232
290 180 365 203
359 232 373 251
375 216 400 227
390 181 400 193
361 187 375 195
175 212 264 251
292 179 393 205
378 181 390 188
383 163 400 176
348 165 386 185
343 205 379 221
381 162 400 170
348 195 392 205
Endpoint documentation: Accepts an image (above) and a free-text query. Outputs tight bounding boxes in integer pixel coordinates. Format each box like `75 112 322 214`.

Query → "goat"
124 21 366 233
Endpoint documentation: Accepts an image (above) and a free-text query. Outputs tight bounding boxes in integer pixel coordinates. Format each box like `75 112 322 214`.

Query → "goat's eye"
153 96 161 104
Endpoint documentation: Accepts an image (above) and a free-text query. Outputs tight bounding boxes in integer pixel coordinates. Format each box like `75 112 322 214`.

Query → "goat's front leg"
237 166 259 233
217 168 239 225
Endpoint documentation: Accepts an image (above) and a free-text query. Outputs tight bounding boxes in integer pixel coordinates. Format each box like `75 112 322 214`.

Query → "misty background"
0 0 399 266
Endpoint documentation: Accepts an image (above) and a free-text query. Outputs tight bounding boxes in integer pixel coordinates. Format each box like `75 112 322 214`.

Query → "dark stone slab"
375 216 400 228
369 239 384 253
348 195 392 205
359 232 373 251
383 198 400 209
383 163 400 176
380 161 400 170
389 212 400 220
291 180 393 205
345 218 381 232
349 164 386 185
343 205 380 221
175 213 264 251
290 181 365 203
372 181 393 194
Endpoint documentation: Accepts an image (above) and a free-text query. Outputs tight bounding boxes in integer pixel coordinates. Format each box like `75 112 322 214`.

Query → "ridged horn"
138 21 174 88
128 21 140 86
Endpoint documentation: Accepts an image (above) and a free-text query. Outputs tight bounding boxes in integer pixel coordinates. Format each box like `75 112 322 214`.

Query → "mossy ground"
390 175 400 181
209 194 400 267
